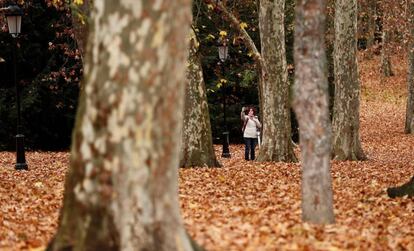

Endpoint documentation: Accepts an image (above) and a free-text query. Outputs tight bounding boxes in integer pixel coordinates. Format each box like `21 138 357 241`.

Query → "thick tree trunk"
387 176 414 198
293 0 335 224
380 29 394 77
48 1 194 251
332 0 366 161
406 1 414 134
180 31 220 168
256 0 297 162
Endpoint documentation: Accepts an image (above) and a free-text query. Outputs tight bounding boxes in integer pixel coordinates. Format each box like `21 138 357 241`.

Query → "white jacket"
242 115 261 138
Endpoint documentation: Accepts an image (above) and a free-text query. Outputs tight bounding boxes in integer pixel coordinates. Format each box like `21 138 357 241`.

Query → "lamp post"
218 37 230 158
5 3 27 170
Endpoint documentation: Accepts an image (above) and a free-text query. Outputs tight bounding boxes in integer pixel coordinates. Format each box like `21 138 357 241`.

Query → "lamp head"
218 38 229 62
5 4 23 38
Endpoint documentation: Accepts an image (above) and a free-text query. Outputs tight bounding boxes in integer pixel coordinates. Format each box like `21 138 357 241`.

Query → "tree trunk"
293 0 335 224
180 30 220 168
256 0 297 162
71 0 91 57
406 0 414 134
358 0 376 49
48 1 194 250
387 176 414 198
326 0 335 117
332 0 366 161
380 29 394 77
366 0 376 48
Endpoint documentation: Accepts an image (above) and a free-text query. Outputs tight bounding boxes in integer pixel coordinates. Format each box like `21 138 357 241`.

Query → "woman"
241 106 261 161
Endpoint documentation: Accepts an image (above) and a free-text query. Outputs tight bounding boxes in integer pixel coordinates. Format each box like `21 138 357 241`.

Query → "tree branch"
204 0 262 66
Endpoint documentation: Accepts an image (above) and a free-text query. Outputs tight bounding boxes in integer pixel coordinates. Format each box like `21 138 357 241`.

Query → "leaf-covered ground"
1 53 414 250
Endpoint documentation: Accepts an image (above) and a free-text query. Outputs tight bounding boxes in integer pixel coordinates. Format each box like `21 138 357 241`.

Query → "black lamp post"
5 4 27 170
218 38 230 158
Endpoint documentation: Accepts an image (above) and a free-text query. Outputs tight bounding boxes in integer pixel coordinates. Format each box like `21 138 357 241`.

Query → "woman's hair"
245 106 256 115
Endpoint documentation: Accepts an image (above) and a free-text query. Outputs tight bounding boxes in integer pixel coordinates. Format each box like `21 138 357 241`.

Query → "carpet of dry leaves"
1 53 414 250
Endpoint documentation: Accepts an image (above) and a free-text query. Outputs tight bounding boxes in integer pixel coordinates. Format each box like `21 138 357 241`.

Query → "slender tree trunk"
326 0 335 117
406 0 414 134
180 30 220 168
48 1 194 250
293 0 335 224
366 0 376 48
381 29 394 77
332 0 366 161
256 0 297 162
358 0 376 49
71 0 90 57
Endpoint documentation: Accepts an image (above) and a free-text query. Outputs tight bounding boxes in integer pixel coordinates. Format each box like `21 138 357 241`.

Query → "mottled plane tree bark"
48 1 196 250
180 30 220 167
332 0 366 160
207 0 296 162
293 0 335 224
256 0 297 162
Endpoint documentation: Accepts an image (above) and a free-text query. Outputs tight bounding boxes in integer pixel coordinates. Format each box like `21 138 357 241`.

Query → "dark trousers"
244 137 257 160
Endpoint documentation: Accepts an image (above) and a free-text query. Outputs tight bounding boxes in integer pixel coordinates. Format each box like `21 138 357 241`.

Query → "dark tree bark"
180 30 220 168
48 1 194 250
293 0 335 224
256 0 297 162
387 176 414 198
326 0 335 116
406 0 414 134
332 0 366 161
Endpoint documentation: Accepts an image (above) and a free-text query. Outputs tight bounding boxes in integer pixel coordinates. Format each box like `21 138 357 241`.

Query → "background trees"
0 1 81 150
0 0 411 154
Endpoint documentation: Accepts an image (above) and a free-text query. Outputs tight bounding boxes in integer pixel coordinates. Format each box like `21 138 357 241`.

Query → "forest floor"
1 52 414 250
